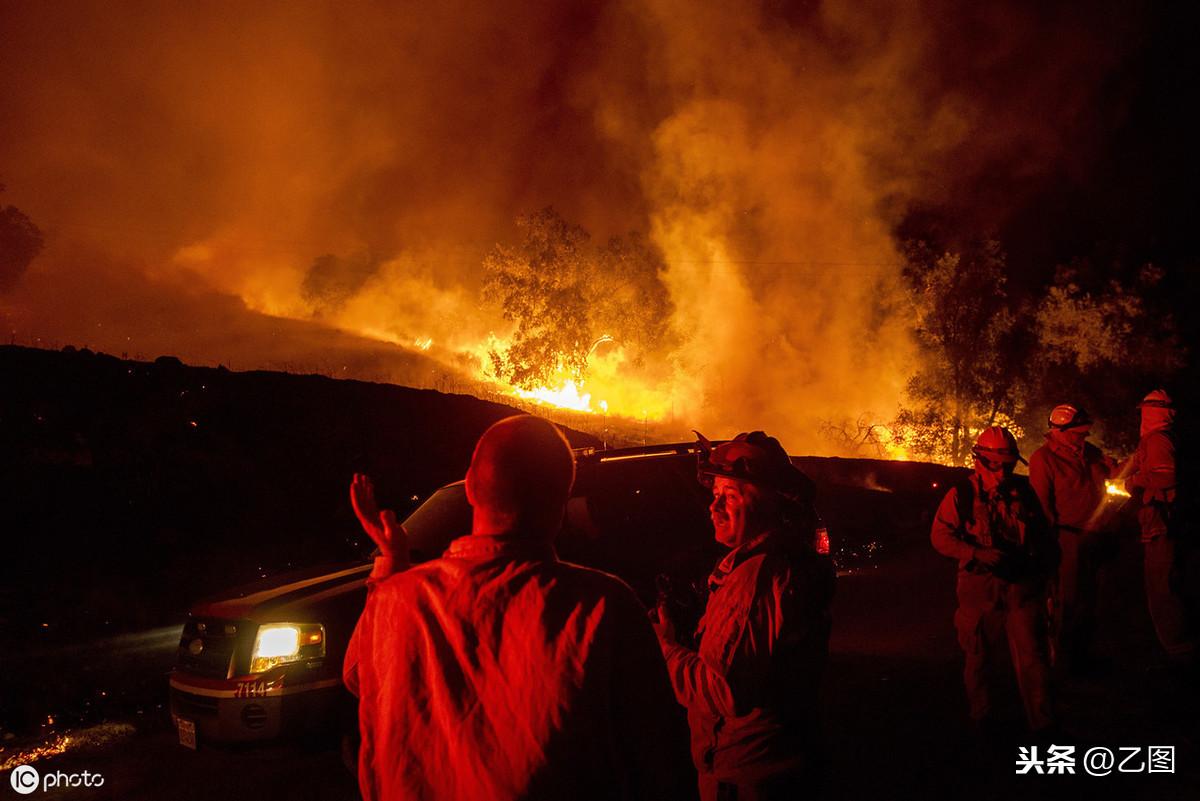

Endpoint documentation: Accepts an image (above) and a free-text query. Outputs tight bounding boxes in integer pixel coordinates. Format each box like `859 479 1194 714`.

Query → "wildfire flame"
512 380 592 413
460 334 674 420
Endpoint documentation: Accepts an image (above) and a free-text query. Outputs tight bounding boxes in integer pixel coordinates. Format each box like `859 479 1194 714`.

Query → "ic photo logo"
8 764 105 794
10 765 38 795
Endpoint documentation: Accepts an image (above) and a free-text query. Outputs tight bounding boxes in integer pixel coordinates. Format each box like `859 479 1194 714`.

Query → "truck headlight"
250 623 325 673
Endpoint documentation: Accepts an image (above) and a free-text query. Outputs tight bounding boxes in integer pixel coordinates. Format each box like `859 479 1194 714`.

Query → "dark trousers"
1054 528 1110 666
1144 534 1196 658
703 771 804 801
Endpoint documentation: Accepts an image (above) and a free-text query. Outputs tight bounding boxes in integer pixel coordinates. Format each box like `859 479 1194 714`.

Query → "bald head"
466 415 576 539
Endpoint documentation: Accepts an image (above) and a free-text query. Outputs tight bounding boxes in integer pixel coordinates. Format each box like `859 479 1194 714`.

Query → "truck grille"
173 690 219 718
241 704 268 729
176 616 247 679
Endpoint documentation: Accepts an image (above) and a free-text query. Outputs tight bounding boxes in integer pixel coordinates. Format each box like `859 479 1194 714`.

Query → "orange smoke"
0 1 1141 454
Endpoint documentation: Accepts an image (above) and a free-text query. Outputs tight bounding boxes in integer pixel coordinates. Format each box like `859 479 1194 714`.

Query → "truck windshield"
402 483 472 563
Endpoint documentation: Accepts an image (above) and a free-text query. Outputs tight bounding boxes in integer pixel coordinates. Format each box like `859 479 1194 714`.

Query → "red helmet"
1048 404 1092 430
972 425 1025 466
1138 389 1174 409
695 430 815 505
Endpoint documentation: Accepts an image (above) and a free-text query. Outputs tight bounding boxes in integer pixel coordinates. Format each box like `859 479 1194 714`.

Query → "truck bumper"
169 670 346 745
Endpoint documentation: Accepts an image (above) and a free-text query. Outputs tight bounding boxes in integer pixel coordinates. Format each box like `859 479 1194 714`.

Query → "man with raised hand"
345 415 694 801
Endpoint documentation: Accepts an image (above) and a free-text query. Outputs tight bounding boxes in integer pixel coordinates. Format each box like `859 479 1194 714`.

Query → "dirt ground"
825 537 1199 801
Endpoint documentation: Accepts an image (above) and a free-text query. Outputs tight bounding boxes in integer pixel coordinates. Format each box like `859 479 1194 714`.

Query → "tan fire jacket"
1126 428 1178 540
659 531 832 785
930 473 1057 606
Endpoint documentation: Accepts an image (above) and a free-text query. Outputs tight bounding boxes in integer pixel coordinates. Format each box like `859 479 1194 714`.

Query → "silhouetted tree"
1029 262 1186 451
893 240 1024 464
593 231 674 369
482 207 673 388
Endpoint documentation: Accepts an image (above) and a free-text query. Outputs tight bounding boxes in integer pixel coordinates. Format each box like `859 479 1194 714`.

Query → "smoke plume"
0 0 1140 453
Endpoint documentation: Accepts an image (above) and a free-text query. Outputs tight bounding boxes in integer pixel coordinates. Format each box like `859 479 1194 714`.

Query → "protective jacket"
931 473 1057 591
659 529 833 793
1029 436 1116 533
344 532 695 801
931 473 1057 729
1126 427 1178 541
1126 420 1192 656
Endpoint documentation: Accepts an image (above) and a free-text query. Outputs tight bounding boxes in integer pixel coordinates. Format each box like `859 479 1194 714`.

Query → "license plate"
177 717 197 750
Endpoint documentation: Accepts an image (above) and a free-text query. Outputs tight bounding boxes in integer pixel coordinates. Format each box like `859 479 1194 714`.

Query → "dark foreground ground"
3 345 1197 799
6 533 1197 801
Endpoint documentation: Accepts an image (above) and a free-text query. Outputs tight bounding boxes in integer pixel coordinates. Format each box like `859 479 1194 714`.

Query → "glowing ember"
1105 480 1131 498
0 734 71 770
0 722 135 772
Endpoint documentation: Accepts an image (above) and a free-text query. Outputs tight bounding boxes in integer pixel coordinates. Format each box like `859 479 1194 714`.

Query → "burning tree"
592 231 674 370
888 246 1187 463
482 207 672 389
893 240 1025 464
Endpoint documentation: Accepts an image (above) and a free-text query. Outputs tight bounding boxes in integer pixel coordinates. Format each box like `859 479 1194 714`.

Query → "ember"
1105 480 1132 498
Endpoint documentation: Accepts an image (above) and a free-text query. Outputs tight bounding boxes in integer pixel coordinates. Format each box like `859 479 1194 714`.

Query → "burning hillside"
0 1 1190 461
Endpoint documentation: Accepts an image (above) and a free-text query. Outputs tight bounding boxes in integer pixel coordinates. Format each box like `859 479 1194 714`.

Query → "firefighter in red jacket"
1124 389 1194 663
931 426 1058 733
1028 404 1119 672
652 431 834 801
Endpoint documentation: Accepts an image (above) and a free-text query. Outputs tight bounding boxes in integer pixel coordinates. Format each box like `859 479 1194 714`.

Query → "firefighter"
343 415 695 801
652 431 834 801
1124 389 1194 663
1028 404 1120 673
931 426 1057 733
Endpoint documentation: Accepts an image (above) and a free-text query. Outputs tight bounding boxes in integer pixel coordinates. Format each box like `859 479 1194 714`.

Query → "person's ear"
465 465 478 508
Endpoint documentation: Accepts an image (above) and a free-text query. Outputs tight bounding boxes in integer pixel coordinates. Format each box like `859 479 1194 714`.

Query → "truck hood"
191 561 373 622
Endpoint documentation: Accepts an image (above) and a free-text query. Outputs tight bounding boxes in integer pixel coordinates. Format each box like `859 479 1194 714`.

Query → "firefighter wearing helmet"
1122 389 1195 663
931 426 1058 733
1029 404 1120 674
652 431 834 801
